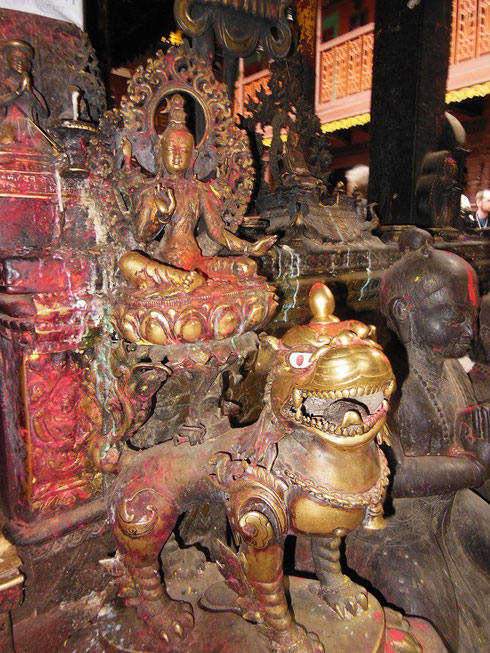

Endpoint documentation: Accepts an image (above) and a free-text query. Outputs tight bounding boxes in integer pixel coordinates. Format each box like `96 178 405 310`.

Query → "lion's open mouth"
286 382 394 438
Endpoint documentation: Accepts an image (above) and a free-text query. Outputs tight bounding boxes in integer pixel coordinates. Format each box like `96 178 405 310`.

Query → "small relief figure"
278 130 321 190
118 94 276 297
0 39 48 146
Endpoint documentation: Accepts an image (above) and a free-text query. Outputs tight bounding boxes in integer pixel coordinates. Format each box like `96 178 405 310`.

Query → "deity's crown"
163 94 189 133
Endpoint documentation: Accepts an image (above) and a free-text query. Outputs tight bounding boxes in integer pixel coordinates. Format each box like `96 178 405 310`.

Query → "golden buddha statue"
0 39 48 147
118 94 276 297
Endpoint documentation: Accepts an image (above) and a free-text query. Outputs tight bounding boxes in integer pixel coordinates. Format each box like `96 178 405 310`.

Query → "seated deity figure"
347 231 490 653
278 129 322 190
118 94 276 297
0 39 48 146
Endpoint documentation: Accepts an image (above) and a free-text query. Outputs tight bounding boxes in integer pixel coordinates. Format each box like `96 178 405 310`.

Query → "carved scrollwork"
238 510 274 549
210 453 289 543
113 41 253 228
116 489 158 539
174 0 292 59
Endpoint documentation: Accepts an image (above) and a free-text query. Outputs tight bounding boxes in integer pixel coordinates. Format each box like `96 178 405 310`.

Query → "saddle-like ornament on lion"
88 42 277 346
99 284 439 652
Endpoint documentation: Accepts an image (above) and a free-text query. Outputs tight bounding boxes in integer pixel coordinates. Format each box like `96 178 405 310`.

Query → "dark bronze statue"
347 230 490 653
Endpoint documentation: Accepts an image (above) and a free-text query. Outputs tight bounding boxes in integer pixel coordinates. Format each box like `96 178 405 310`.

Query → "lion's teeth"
340 410 363 427
292 388 302 409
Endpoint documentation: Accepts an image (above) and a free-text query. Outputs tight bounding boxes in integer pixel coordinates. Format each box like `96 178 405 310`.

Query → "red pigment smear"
467 268 478 307
449 445 475 456
385 629 407 652
310 282 325 295
373 611 383 619
389 630 407 642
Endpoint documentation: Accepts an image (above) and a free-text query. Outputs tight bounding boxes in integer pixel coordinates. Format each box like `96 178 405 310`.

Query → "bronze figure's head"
1 39 33 75
380 235 479 358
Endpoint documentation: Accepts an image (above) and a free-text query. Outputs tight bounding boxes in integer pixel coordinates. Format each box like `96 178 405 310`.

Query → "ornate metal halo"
114 41 254 227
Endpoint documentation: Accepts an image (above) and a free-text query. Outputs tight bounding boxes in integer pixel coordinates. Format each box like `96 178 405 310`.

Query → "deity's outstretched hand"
154 184 176 223
246 234 278 256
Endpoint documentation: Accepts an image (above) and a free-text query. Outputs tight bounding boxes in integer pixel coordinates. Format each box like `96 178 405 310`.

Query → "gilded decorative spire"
163 93 189 132
308 282 339 324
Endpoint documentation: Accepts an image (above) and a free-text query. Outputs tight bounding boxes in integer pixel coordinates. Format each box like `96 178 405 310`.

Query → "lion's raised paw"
318 578 368 619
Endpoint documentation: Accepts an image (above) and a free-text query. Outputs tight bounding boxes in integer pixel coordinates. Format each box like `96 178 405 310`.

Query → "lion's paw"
158 599 194 644
135 597 194 644
271 624 325 653
318 578 368 619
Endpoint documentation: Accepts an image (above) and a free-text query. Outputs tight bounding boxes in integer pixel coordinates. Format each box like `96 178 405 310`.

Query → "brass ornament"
174 0 292 59
102 282 403 652
266 283 395 451
281 447 390 512
238 511 274 549
116 489 158 539
113 284 277 346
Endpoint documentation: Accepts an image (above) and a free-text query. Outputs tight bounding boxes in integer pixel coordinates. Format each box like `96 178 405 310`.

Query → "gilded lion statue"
101 283 402 652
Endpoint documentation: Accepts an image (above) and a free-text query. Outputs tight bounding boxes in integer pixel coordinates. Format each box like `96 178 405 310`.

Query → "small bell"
362 503 386 532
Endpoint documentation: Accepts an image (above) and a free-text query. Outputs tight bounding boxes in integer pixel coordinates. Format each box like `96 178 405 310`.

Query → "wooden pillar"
368 0 452 224
296 0 318 105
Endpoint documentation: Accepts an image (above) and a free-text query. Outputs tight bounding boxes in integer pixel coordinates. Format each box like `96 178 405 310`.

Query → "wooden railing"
317 23 373 105
234 66 271 118
451 0 490 63
234 0 490 126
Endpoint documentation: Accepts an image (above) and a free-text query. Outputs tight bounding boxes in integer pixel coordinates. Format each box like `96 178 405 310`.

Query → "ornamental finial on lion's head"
254 283 395 460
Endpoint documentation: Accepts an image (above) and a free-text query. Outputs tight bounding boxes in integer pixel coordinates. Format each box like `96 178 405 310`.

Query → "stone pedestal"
63 564 445 652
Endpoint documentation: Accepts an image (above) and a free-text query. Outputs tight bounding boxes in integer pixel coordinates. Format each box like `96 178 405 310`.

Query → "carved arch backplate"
115 42 254 227
174 0 292 59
